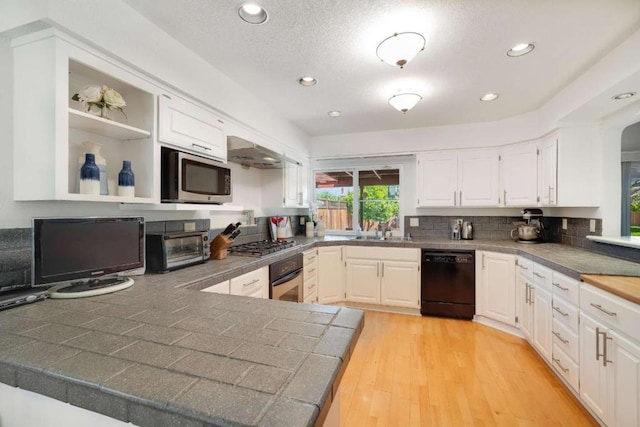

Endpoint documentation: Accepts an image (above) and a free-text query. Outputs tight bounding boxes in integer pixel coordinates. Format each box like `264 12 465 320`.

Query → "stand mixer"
511 208 545 243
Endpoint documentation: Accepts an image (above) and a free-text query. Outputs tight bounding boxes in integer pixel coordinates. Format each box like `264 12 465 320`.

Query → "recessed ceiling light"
507 43 535 57
328 111 341 118
298 76 317 86
480 93 499 102
612 92 636 100
238 3 268 24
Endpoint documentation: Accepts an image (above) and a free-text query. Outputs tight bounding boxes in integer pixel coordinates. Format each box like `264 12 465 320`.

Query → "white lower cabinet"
532 284 552 362
346 259 380 304
476 251 517 326
579 283 640 427
381 261 420 308
318 246 345 304
344 247 420 308
229 266 268 299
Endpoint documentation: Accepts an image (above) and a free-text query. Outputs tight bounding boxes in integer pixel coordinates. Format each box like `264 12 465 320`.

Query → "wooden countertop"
581 274 640 305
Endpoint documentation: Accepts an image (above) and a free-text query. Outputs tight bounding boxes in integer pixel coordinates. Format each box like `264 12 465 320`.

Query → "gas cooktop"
227 240 295 257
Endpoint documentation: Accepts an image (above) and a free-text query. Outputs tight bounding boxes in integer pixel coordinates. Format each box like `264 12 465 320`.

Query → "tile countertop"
1 236 639 427
0 277 364 426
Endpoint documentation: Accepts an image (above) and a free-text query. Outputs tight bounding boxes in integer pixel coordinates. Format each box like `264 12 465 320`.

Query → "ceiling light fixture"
612 92 636 100
480 93 499 102
388 93 422 113
238 3 268 24
376 32 426 69
298 76 317 86
507 43 535 57
328 111 342 118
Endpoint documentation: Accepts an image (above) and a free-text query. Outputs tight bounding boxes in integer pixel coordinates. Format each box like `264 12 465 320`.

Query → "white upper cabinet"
539 127 600 207
416 152 457 206
416 149 499 207
158 94 227 162
538 134 557 206
500 142 539 207
283 162 308 207
12 30 158 203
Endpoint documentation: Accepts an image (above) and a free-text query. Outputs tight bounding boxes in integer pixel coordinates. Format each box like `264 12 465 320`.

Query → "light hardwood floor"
340 311 598 426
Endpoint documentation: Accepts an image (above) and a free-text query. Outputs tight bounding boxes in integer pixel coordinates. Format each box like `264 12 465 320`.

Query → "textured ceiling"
123 0 640 137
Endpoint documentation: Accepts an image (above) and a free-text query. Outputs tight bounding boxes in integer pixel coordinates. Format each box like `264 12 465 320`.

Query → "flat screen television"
32 216 145 288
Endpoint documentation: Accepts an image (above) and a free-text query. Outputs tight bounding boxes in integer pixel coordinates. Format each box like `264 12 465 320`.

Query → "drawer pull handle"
307 256 316 262
533 272 545 279
552 282 569 291
590 303 617 317
552 305 568 317
307 268 315 274
552 357 569 374
243 278 260 287
552 331 569 344
192 143 212 151
518 264 529 270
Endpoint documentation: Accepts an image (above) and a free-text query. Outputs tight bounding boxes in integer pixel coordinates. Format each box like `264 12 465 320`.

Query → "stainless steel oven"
269 253 303 303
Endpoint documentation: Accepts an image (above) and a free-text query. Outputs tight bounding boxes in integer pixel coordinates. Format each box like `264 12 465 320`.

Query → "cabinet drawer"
551 343 579 393
551 296 579 332
581 283 640 342
532 263 552 292
552 317 579 362
303 249 318 265
516 257 534 281
551 271 579 306
230 267 267 297
304 263 318 281
303 276 318 301
345 246 419 262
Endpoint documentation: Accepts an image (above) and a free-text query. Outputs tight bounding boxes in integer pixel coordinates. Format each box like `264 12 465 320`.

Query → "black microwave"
161 147 232 204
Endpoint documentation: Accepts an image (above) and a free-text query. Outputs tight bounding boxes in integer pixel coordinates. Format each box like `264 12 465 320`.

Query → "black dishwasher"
421 250 475 319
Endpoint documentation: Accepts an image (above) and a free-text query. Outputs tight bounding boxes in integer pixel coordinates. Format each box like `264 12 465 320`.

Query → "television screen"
32 217 145 286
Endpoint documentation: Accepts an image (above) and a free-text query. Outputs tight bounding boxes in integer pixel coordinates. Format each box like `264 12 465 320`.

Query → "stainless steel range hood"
227 136 287 169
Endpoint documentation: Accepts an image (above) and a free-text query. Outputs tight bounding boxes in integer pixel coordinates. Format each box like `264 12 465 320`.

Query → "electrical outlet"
184 222 196 232
410 218 419 227
300 217 306 225
562 218 567 230
589 219 596 233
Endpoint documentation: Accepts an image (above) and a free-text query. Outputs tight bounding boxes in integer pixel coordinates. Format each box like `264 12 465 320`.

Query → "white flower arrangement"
72 85 127 119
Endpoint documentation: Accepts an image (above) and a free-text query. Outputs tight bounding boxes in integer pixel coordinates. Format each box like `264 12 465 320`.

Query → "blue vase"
79 153 100 195
118 160 135 197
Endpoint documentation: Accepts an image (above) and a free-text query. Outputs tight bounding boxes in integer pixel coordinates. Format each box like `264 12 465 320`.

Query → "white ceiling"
123 0 640 137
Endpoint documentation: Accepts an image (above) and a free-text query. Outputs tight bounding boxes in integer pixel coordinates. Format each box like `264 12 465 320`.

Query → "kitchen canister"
117 160 135 197
79 153 100 195
77 141 108 195
306 221 315 237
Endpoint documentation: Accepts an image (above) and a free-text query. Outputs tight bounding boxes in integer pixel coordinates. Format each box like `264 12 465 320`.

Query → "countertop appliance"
228 240 295 257
146 231 210 273
269 253 303 303
511 208 545 243
421 250 475 319
461 221 473 240
161 146 232 204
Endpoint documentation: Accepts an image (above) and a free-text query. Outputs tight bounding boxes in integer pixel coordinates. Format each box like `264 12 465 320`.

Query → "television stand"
49 277 134 299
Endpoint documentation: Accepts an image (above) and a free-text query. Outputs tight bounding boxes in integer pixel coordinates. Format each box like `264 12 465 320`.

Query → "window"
621 161 640 236
313 168 401 234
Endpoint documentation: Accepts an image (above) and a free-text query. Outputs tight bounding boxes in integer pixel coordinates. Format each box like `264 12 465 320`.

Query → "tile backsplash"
0 215 635 289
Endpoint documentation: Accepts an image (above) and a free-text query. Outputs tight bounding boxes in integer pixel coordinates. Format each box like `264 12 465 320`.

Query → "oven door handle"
272 269 303 287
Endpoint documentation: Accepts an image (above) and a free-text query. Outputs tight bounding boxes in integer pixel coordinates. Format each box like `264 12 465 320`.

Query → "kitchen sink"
355 235 405 242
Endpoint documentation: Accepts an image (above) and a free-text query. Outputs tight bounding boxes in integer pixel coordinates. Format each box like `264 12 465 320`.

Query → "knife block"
210 234 233 260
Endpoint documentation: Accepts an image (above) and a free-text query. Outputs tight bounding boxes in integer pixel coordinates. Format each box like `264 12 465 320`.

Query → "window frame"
311 164 404 237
